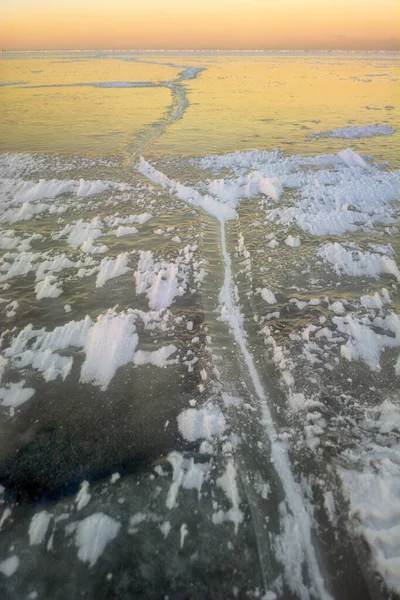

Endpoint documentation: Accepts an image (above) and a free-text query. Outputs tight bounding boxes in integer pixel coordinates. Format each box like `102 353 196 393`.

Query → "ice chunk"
29 511 52 545
360 292 383 309
212 460 243 533
35 275 63 300
177 403 226 442
284 235 301 248
133 345 178 367
80 311 138 390
75 513 120 567
0 381 35 409
329 301 345 315
109 226 138 237
95 253 130 288
166 452 210 509
134 250 187 309
261 288 277 304
337 148 370 169
0 556 20 577
76 481 91 511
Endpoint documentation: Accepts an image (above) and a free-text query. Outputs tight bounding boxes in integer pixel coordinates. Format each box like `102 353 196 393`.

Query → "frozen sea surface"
0 51 399 600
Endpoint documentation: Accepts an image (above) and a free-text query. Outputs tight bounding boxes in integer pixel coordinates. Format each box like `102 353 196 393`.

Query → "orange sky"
0 0 399 50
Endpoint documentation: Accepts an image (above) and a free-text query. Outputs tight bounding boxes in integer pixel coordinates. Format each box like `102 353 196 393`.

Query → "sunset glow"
1 0 399 51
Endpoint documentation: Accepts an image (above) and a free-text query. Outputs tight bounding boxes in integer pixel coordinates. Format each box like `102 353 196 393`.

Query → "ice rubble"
137 152 398 596
52 213 152 253
0 177 130 223
196 147 399 236
318 243 400 281
134 246 199 310
338 400 400 593
0 250 96 285
3 305 180 391
309 124 395 139
138 157 237 221
334 312 400 371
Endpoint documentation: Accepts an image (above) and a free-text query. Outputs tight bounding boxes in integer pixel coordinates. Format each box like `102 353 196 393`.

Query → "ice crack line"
127 64 204 157
137 158 332 599
219 220 331 600
18 59 204 159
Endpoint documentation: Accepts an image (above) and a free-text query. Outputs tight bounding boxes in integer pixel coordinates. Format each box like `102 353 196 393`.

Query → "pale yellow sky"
0 0 398 50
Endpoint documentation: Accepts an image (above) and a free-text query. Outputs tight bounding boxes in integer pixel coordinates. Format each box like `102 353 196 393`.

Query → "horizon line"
1 48 399 53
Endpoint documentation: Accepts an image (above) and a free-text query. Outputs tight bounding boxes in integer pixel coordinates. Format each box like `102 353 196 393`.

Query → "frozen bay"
0 51 399 600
